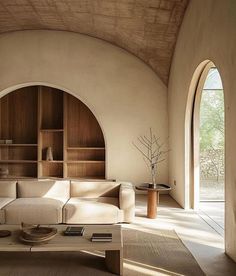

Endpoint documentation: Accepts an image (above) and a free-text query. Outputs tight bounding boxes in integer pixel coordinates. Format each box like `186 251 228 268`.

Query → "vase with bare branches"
133 128 169 188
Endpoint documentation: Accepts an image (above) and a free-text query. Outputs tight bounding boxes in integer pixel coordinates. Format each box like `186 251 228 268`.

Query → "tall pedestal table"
136 184 171 219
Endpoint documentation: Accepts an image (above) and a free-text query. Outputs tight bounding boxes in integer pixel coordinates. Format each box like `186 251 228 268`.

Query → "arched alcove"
0 85 105 179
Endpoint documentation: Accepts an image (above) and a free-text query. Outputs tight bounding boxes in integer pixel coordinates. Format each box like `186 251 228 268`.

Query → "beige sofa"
0 181 17 224
0 179 135 224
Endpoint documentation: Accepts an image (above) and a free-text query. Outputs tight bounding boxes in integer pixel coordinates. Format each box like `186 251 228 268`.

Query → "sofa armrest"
119 183 135 223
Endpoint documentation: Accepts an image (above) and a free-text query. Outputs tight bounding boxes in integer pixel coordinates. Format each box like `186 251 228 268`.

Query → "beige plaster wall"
168 0 236 260
0 30 168 185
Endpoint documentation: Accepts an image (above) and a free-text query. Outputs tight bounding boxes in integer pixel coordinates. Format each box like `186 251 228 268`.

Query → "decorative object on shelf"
46 146 53 161
0 168 9 178
133 128 169 188
19 222 57 245
0 230 11 238
0 140 13 144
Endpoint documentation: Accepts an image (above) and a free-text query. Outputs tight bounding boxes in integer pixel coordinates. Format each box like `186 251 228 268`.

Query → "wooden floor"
135 194 236 276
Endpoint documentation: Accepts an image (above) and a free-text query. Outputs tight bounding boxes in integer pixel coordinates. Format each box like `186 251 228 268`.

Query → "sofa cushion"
18 180 70 199
63 197 121 224
4 197 67 224
0 198 16 224
0 181 17 198
70 181 120 198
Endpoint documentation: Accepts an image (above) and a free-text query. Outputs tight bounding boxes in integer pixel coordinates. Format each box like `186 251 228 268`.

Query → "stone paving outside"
200 180 224 201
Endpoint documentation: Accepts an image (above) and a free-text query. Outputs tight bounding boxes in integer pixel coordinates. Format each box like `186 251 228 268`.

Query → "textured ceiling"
0 0 189 85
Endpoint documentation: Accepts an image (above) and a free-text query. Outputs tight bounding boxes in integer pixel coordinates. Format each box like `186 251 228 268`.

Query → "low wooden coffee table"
136 184 171 219
0 224 123 275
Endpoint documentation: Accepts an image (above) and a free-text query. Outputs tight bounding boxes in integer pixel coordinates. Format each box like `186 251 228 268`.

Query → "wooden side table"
136 184 171 219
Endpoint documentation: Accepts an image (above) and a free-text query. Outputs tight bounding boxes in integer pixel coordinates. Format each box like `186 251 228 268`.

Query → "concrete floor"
135 194 236 276
199 201 224 236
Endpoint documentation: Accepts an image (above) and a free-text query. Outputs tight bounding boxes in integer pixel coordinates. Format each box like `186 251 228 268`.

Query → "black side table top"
136 183 171 192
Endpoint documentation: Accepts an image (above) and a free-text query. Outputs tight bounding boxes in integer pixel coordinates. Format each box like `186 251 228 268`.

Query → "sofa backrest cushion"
18 180 70 199
0 181 17 198
71 181 120 198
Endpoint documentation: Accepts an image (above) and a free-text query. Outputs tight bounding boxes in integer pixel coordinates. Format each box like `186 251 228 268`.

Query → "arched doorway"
192 62 225 233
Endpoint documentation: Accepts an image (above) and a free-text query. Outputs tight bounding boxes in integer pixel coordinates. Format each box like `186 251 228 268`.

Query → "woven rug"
0 227 204 276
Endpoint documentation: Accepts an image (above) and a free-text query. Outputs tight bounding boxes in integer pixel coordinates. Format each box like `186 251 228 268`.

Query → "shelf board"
67 176 106 180
40 129 64 132
42 175 63 178
0 160 37 163
67 160 105 164
1 175 37 179
40 160 64 163
67 147 105 150
0 144 37 147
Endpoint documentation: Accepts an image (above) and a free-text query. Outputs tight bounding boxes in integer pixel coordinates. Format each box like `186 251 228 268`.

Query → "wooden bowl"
20 226 57 245
22 226 57 240
0 230 11 238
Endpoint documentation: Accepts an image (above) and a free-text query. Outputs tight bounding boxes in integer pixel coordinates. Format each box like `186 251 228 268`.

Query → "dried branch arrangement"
133 128 169 185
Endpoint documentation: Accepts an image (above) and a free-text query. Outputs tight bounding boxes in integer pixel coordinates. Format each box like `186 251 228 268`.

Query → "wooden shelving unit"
0 85 105 179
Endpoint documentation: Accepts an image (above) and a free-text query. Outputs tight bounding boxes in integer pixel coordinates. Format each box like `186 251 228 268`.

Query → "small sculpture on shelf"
0 139 13 144
0 168 9 178
46 147 53 161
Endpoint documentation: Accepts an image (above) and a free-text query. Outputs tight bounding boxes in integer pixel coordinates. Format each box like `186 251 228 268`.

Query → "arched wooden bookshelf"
0 86 105 179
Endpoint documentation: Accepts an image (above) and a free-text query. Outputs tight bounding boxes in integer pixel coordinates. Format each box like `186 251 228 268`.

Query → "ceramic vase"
46 147 53 161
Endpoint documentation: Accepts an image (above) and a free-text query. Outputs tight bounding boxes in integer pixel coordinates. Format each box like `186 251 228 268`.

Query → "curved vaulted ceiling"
0 0 189 85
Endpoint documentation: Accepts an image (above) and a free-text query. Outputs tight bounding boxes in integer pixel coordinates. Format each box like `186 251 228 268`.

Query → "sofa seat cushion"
4 198 67 224
63 197 121 224
0 198 16 224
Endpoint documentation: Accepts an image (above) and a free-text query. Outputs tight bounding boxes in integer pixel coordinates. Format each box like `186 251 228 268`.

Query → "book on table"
64 226 85 236
91 233 112 242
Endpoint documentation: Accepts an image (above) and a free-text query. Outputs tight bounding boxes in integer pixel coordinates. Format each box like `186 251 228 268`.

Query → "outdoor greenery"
200 89 225 182
200 89 224 150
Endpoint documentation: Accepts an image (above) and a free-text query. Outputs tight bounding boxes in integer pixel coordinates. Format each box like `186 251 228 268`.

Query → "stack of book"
91 233 112 242
64 226 84 236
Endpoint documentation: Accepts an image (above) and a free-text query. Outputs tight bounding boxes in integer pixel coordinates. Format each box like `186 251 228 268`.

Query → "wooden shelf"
68 176 106 180
67 160 105 164
0 144 37 147
40 160 64 163
40 129 64 132
0 160 37 163
2 175 37 179
67 147 105 150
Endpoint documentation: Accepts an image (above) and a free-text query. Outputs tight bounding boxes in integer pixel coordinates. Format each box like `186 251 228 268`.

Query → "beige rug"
0 227 204 276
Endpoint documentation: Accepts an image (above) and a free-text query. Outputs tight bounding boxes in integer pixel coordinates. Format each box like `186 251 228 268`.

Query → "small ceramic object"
46 147 53 161
0 168 9 178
